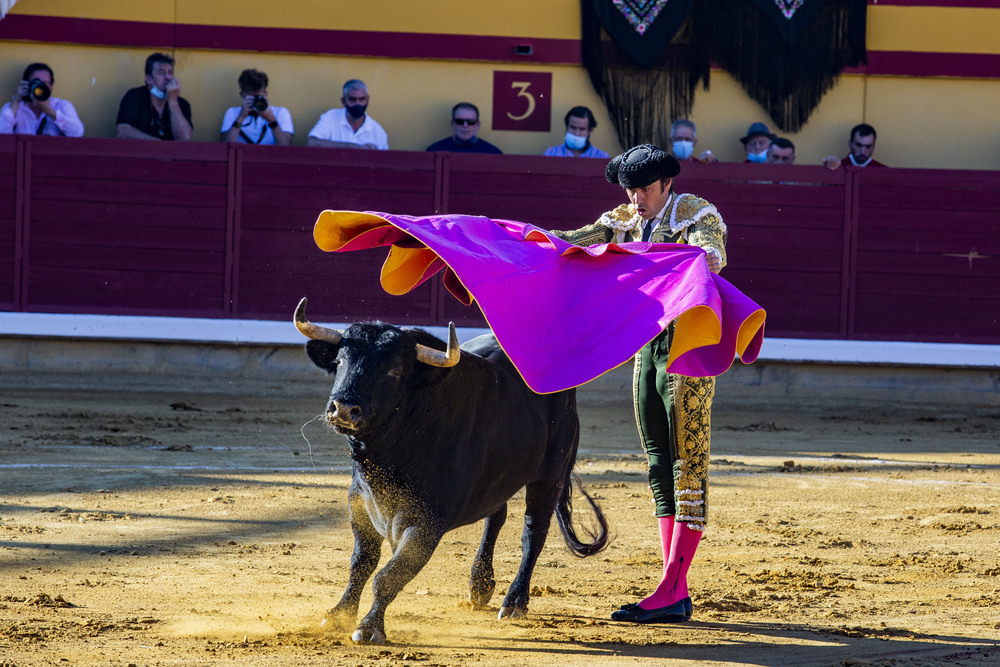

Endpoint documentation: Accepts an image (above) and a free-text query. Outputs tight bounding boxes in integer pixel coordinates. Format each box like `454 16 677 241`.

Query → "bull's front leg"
323 493 383 633
353 522 442 645
498 481 562 619
469 504 507 608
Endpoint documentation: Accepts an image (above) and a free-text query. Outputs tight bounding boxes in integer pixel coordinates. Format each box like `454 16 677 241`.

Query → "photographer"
220 69 293 146
0 63 84 137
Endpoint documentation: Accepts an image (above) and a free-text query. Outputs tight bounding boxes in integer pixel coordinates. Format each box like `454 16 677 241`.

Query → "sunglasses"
452 118 478 126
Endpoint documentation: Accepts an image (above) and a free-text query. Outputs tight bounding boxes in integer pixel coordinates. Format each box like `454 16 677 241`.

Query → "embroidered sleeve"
546 206 629 247
675 195 728 270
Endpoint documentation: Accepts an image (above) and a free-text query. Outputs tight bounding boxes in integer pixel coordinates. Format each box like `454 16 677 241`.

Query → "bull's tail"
555 472 609 557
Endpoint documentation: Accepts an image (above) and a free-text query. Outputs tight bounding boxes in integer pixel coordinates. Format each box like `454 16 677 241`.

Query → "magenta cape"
313 211 766 394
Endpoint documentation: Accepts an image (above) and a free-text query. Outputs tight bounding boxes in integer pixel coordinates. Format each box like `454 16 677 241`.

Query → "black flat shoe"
619 596 693 619
611 599 688 624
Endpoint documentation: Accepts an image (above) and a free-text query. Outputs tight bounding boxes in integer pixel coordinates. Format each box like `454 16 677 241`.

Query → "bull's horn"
415 322 460 368
293 297 343 344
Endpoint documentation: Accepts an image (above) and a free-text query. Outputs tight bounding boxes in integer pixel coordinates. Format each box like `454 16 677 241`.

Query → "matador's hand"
705 248 722 274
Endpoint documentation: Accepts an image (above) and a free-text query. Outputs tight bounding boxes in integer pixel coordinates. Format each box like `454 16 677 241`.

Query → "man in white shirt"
220 68 293 146
306 79 388 150
0 63 84 137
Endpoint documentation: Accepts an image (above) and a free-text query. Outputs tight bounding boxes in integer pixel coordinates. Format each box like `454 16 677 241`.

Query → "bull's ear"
305 340 340 373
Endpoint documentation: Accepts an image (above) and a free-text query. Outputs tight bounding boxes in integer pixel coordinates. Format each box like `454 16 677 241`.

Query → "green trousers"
633 328 714 529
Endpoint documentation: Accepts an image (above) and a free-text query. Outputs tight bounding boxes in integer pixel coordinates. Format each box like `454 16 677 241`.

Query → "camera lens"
252 95 268 112
28 79 51 102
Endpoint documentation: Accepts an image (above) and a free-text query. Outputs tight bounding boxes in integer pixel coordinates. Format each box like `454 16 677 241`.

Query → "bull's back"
432 335 579 526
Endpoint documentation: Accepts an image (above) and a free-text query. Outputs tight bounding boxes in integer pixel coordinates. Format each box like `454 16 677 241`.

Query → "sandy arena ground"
1 368 999 666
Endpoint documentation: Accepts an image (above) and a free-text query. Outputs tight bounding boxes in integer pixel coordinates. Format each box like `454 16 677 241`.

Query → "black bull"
295 298 609 644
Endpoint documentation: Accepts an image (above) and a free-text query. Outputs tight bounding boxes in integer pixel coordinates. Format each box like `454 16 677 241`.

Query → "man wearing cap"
549 144 726 624
740 122 774 163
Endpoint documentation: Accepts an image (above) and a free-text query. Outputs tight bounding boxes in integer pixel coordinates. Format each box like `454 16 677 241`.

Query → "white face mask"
150 84 167 100
747 150 768 163
672 140 694 160
564 132 587 151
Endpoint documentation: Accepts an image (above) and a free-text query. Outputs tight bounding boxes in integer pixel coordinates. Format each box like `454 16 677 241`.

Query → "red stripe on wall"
3 15 999 79
0 15 581 65
0 15 175 47
865 51 1000 78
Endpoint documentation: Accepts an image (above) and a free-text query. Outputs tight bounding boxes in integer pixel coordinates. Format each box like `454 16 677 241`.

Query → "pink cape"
313 211 766 394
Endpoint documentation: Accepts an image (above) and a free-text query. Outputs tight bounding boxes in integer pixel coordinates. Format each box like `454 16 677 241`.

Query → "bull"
294 297 608 644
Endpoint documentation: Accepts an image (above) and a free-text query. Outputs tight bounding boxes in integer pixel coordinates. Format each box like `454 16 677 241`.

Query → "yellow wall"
3 0 1000 169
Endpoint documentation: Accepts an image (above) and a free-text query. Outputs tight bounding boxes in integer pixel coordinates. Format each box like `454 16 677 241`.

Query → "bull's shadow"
442 616 999 665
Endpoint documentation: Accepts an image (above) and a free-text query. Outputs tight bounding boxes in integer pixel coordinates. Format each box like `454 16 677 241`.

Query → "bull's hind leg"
353 523 443 645
498 480 563 619
469 504 507 608
324 493 383 633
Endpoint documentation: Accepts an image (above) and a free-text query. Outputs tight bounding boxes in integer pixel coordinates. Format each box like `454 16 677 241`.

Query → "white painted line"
2 312 999 367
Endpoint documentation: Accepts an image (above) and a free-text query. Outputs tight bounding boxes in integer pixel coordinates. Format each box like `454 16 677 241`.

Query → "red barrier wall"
2 136 997 345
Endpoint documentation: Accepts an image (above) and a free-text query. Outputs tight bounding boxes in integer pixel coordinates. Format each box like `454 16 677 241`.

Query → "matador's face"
626 179 671 220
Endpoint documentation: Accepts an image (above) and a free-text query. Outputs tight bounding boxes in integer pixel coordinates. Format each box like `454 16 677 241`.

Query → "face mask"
149 85 167 100
747 150 768 163
345 104 367 120
672 140 694 160
564 132 587 151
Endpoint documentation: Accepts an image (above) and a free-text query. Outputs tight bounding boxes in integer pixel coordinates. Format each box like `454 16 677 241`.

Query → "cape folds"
312 210 766 394
582 0 868 141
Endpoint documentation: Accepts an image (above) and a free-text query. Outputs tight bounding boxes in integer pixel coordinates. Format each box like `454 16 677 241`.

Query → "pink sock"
639 520 701 610
656 516 675 577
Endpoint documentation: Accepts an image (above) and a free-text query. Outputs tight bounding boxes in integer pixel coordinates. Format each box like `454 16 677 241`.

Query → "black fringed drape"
582 0 708 149
581 0 868 147
704 0 868 132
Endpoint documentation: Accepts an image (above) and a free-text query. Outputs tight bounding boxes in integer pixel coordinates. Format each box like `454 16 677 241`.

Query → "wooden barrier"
2 136 997 345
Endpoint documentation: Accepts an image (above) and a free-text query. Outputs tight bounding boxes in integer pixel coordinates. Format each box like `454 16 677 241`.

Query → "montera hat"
605 144 680 189
740 122 774 145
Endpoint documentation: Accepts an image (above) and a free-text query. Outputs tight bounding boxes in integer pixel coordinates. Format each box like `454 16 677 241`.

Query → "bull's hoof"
351 627 387 645
497 604 528 620
469 579 496 609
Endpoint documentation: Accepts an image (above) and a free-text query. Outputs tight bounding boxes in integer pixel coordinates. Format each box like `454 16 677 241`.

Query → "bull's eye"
388 366 403 380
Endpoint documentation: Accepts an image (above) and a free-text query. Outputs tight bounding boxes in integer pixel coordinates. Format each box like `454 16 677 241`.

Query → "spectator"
544 106 609 158
307 79 388 150
425 102 501 153
740 122 773 163
116 52 193 141
220 69 293 146
823 123 886 169
669 119 716 163
1 63 84 137
766 137 796 164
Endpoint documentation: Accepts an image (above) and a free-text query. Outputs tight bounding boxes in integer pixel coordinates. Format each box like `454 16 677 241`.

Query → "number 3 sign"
491 71 551 132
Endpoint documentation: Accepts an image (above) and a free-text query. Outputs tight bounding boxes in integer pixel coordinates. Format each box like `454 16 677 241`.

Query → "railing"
2 135 998 344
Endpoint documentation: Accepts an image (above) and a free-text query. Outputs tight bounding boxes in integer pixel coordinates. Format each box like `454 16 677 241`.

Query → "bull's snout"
328 400 364 432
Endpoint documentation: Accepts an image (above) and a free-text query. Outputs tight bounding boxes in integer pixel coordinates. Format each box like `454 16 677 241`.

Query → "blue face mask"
564 132 587 151
747 150 768 163
672 140 694 160
150 85 167 100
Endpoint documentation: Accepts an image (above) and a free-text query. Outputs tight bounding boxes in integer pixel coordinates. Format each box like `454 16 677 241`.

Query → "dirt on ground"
1 369 999 666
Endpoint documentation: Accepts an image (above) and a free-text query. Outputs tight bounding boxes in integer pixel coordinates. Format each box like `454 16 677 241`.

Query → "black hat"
740 122 774 145
605 144 680 189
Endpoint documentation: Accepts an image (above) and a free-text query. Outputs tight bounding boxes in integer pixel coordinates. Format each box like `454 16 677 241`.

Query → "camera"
23 78 51 102
251 95 268 112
